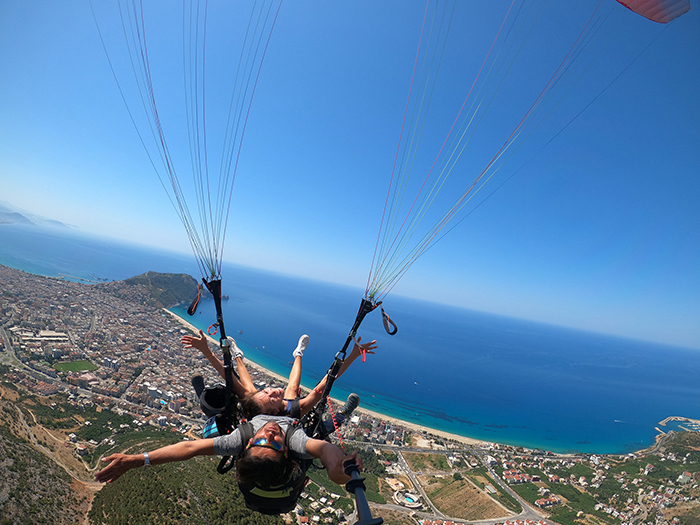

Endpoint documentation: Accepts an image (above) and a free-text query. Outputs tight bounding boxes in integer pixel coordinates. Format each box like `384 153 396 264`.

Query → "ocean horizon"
2 223 699 455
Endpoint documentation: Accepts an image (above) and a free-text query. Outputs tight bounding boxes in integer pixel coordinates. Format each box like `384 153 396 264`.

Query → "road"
379 448 549 525
0 327 19 366
631 493 649 525
396 451 445 518
12 403 102 489
475 459 548 525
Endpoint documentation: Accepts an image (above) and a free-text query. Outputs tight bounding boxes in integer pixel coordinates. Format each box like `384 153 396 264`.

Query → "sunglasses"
247 437 286 456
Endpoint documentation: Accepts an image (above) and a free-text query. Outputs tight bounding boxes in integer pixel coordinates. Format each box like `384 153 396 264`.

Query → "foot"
191 375 205 397
322 413 346 435
227 336 244 359
340 393 360 418
321 394 359 436
293 334 309 358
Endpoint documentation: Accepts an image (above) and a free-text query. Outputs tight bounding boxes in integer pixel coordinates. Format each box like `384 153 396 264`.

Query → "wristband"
143 452 151 466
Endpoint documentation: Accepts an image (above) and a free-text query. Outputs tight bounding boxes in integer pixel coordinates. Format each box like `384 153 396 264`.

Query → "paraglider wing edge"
616 0 690 23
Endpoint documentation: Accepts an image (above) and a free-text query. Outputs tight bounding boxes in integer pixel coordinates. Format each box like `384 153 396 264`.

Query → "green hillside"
89 452 284 525
0 402 86 525
121 271 199 308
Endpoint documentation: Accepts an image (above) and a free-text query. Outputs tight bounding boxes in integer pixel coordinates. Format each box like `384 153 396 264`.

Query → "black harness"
228 419 310 515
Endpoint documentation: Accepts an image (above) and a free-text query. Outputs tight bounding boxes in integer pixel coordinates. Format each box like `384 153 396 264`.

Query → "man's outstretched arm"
94 438 216 484
305 439 362 485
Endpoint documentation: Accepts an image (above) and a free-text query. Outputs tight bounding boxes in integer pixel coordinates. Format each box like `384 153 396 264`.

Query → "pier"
658 416 700 427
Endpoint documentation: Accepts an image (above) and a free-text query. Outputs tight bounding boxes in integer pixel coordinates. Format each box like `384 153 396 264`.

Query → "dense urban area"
1 263 699 525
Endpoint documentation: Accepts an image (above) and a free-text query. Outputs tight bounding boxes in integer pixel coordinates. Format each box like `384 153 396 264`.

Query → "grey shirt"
212 414 313 459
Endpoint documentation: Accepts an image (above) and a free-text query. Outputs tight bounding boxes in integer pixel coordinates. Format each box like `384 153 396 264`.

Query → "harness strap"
187 283 202 316
240 420 254 445
381 305 398 335
217 420 253 474
285 420 301 448
299 297 397 438
286 398 301 419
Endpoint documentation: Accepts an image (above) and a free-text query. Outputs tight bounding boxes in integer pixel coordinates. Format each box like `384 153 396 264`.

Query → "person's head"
235 421 297 489
241 387 285 418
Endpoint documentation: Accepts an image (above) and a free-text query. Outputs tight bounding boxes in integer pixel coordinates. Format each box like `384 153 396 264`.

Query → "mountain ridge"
0 201 73 228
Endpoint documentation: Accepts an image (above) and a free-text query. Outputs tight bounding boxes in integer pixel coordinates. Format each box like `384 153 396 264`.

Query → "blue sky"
1 1 699 349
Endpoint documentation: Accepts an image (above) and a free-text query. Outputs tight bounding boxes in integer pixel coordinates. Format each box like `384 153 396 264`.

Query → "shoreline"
1 254 695 455
164 308 694 453
167 306 700 455
164 308 488 447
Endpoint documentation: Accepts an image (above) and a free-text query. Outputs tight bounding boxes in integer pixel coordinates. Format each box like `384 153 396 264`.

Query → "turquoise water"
2 223 700 454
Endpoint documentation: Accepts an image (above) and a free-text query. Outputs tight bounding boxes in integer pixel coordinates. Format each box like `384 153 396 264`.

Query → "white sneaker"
227 336 244 359
293 334 309 358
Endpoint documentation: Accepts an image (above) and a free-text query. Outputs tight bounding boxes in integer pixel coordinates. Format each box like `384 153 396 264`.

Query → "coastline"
164 309 488 447
3 230 698 455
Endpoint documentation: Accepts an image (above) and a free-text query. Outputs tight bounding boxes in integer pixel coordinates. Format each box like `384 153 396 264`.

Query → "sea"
2 223 699 455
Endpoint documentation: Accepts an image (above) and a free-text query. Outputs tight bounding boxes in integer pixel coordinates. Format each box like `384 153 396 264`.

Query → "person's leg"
284 334 309 399
298 337 376 417
235 357 257 396
321 393 360 436
227 337 257 397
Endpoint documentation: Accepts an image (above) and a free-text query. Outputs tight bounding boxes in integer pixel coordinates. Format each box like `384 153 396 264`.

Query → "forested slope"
119 271 199 308
0 402 87 525
88 453 284 525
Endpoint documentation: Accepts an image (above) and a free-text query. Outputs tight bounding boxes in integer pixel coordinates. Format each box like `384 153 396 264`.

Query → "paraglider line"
367 0 431 295
220 0 284 276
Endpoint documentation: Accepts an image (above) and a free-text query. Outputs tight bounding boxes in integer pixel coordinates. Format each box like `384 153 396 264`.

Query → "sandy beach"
165 309 488 448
